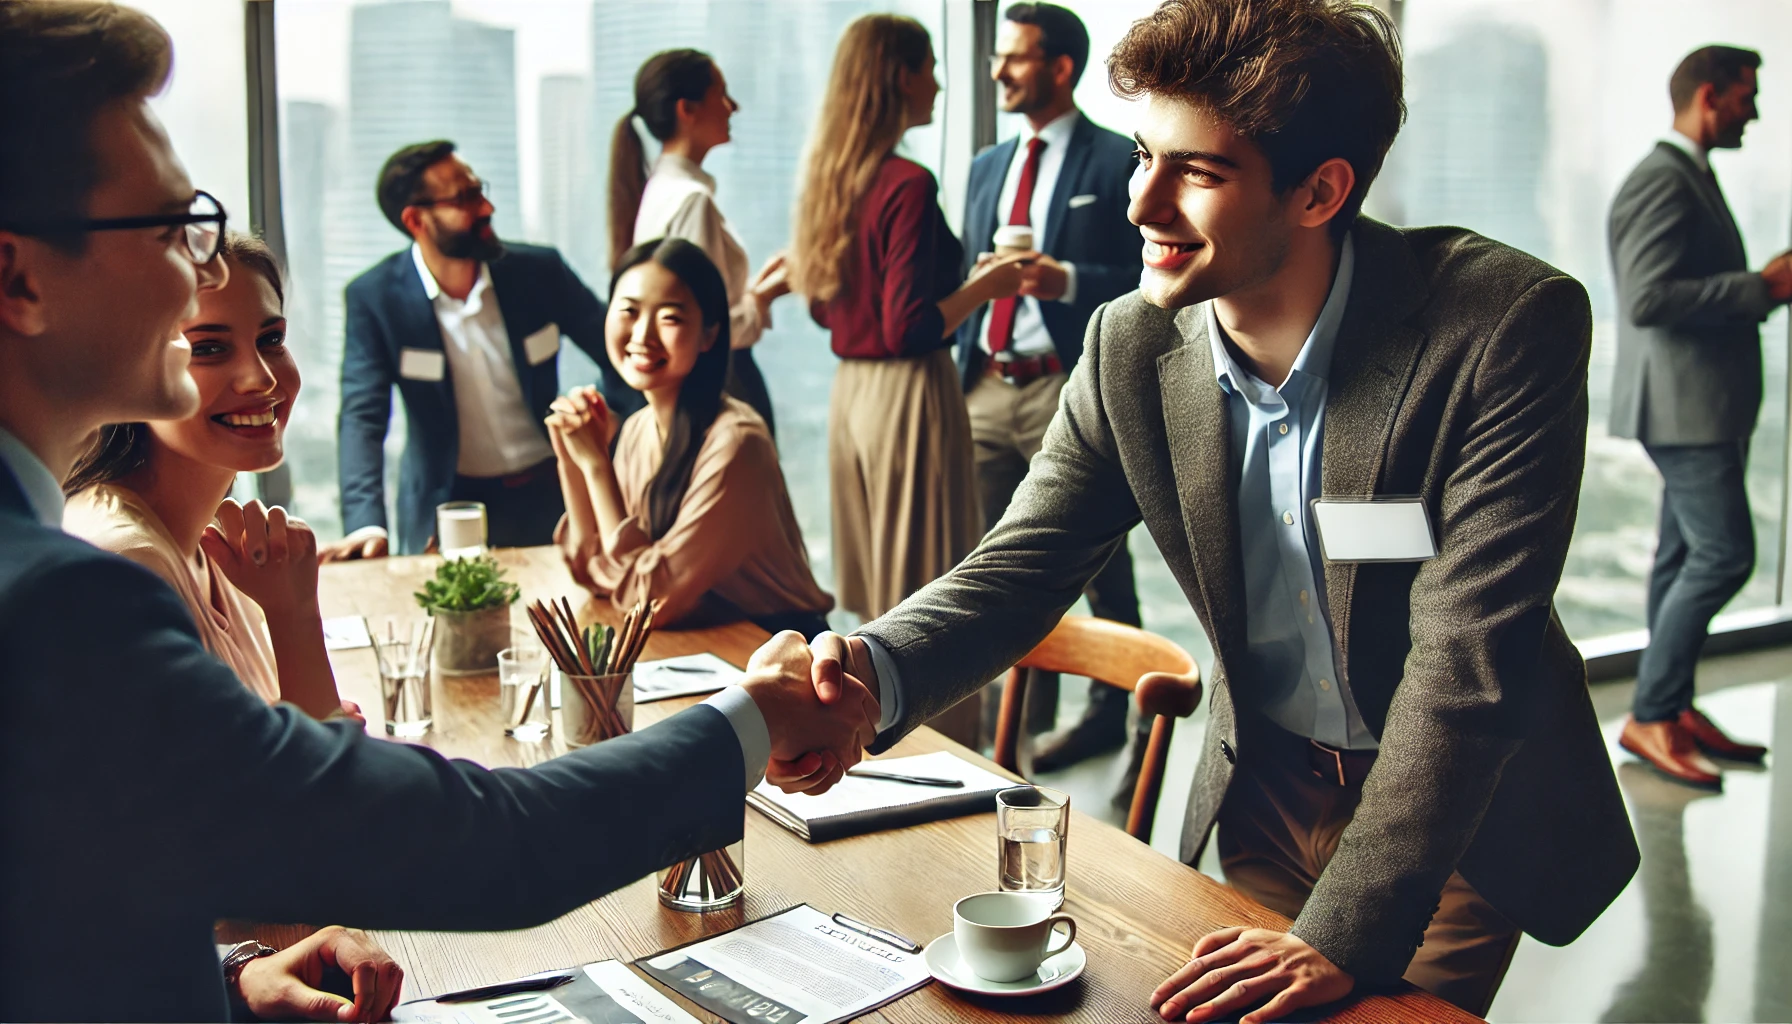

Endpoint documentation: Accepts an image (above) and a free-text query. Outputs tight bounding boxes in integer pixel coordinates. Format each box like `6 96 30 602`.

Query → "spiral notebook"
747 751 1014 842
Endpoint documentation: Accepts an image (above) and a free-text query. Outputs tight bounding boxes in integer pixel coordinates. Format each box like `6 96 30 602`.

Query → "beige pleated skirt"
829 348 981 621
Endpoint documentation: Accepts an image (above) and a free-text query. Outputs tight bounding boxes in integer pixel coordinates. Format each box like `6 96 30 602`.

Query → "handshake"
738 630 884 794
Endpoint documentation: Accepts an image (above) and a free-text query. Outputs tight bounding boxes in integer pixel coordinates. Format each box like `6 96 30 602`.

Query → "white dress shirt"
1661 129 1710 172
979 109 1082 359
411 245 554 478
635 153 765 350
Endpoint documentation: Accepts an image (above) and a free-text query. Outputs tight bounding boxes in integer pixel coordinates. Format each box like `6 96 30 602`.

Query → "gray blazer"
860 218 1638 987
1608 141 1778 444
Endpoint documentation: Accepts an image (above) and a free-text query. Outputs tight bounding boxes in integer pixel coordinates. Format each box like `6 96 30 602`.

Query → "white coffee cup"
993 224 1034 257
952 891 1077 983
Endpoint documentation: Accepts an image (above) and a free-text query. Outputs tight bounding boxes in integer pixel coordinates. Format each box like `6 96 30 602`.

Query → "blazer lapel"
1158 306 1249 665
1042 118 1093 255
1318 220 1430 669
487 257 541 413
976 138 1017 252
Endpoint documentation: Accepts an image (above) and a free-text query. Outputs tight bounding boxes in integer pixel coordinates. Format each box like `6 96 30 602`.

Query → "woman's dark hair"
64 232 287 495
610 237 732 540
607 49 716 271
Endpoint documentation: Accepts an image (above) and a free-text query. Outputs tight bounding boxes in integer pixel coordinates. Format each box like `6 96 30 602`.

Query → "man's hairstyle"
0 1 172 245
1670 46 1761 112
1109 0 1404 240
376 140 458 235
1004 3 1091 88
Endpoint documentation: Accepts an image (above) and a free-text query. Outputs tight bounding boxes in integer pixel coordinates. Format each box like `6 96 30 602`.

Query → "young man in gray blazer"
767 0 1638 1019
0 5 875 1018
1608 45 1789 789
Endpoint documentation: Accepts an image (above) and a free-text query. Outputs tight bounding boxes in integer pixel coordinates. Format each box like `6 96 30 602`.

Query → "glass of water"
997 785 1070 909
498 646 548 742
435 501 487 560
371 619 435 737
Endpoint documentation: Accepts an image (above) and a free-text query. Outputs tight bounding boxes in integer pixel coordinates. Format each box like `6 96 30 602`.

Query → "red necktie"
986 137 1045 355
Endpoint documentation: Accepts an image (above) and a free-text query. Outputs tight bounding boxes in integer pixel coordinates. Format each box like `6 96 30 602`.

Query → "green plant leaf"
413 554 522 613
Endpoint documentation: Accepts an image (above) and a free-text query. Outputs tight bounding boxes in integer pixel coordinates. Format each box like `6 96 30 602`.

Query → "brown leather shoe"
1678 707 1768 763
1619 716 1722 790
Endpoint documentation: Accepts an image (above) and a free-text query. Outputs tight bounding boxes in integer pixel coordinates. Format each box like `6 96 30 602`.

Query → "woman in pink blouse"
550 237 832 637
63 234 349 721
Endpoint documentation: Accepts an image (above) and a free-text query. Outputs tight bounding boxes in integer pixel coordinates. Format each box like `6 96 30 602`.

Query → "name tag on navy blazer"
1067 193 1098 209
1311 496 1438 562
399 348 446 382
523 321 560 366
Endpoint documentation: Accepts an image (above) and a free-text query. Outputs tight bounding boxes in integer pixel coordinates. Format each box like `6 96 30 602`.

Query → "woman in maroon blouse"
792 13 1028 627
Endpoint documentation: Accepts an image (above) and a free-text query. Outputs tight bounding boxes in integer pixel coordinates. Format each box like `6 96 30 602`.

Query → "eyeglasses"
410 180 491 211
4 190 227 265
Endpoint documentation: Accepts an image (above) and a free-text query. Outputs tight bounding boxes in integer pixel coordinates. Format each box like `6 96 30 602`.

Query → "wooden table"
296 548 1474 1024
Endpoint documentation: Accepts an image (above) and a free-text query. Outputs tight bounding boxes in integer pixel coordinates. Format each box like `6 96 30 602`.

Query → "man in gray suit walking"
1609 45 1789 789
763 0 1637 1020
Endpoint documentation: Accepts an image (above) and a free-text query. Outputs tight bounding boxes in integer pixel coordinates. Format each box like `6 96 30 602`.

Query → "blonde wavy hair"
789 14 933 304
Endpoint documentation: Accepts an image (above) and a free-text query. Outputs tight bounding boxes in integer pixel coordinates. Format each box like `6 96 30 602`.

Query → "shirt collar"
0 424 65 527
1662 130 1709 172
411 243 491 306
653 151 716 194
1022 108 1081 149
1209 231 1357 396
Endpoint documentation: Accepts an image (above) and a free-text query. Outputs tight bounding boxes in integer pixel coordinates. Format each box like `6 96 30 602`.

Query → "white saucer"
923 933 1087 996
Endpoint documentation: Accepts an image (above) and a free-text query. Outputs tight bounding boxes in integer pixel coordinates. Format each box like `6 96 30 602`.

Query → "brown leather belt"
1307 738 1378 787
986 352 1064 386
462 457 555 490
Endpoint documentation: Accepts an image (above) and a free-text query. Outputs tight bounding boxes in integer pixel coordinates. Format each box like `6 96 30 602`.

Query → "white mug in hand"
953 891 1076 982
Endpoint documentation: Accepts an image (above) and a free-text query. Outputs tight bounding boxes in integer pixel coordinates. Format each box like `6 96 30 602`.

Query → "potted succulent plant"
414 554 520 675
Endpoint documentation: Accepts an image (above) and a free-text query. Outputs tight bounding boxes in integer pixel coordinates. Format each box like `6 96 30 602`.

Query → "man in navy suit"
960 3 1146 771
0 5 875 1017
326 141 640 560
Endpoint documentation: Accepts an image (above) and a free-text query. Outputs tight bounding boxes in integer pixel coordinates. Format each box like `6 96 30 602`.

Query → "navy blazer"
956 113 1141 390
0 462 744 1022
338 243 642 553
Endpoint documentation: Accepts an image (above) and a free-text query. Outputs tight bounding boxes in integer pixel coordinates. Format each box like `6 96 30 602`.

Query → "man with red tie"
959 3 1145 775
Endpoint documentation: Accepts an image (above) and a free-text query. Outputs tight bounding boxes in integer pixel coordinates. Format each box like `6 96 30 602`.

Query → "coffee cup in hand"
993 225 1034 258
953 891 1076 982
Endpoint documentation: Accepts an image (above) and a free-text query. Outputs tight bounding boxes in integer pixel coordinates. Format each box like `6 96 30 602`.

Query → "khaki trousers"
966 369 1140 734
1216 721 1521 1017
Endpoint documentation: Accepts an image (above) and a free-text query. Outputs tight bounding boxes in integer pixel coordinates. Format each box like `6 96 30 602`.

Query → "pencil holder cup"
658 829 745 912
557 669 634 748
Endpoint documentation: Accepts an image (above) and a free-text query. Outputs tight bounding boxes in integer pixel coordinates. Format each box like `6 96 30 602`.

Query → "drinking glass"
658 825 746 912
997 785 1069 909
435 501 488 560
498 646 548 742
370 619 435 737
557 669 634 748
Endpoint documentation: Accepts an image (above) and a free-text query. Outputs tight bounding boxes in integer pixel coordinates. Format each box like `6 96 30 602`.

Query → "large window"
274 0 946 591
1390 1 1792 643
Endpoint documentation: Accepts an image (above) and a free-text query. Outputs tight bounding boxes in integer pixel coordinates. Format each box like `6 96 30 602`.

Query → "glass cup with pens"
997 786 1069 909
370 617 435 737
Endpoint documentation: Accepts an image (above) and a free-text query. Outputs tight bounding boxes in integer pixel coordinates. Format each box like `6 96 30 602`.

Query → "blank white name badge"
1310 497 1438 562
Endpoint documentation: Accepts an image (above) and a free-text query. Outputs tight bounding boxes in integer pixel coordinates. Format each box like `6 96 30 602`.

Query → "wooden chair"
992 616 1202 844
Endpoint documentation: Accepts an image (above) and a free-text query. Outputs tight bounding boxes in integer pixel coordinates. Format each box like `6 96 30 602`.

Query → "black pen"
435 971 576 1003
846 768 964 788
832 912 923 953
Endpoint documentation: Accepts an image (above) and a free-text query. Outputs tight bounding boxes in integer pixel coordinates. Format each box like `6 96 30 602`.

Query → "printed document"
637 904 932 1023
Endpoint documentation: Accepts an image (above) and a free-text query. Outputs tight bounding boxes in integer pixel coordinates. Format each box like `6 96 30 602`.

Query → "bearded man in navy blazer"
327 141 640 560
959 2 1146 772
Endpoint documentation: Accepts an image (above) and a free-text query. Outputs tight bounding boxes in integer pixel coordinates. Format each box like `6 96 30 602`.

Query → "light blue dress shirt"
1208 233 1376 750
0 425 65 528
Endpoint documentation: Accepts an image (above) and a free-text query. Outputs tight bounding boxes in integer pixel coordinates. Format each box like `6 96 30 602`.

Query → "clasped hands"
740 630 880 793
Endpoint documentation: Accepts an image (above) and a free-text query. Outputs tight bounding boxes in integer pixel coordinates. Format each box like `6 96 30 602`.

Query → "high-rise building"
537 73 599 283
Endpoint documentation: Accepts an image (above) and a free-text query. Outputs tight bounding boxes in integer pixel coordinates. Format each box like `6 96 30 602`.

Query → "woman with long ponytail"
790 15 1029 627
606 49 786 437
549 238 831 637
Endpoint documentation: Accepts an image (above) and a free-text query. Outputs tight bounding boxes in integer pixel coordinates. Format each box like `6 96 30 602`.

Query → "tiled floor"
1020 650 1790 1022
